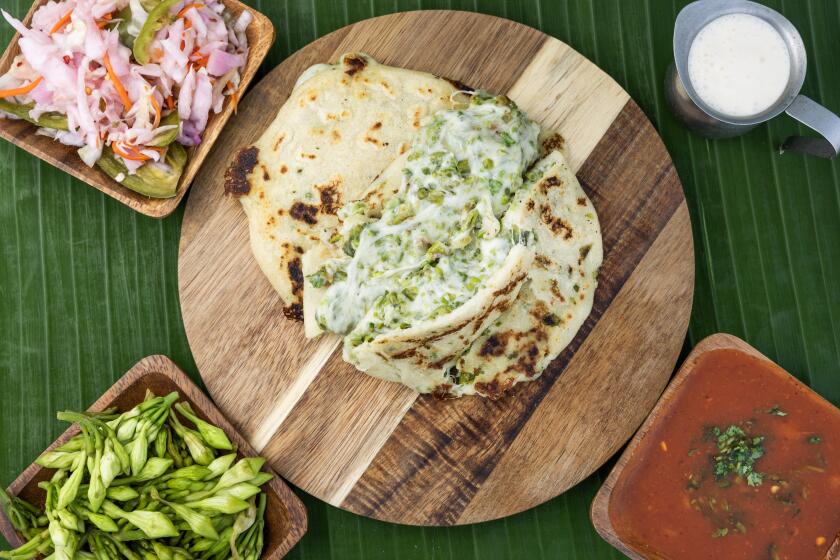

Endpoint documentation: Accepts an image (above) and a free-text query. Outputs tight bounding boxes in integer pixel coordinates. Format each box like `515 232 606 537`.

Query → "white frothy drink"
688 13 791 118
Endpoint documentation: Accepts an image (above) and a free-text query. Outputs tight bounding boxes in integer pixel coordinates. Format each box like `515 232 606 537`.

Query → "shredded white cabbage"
0 0 249 173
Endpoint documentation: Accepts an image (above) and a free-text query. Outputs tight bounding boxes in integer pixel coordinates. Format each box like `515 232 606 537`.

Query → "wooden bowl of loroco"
0 355 308 559
0 0 275 217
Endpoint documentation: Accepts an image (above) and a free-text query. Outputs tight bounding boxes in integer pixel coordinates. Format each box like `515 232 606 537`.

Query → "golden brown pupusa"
226 53 464 319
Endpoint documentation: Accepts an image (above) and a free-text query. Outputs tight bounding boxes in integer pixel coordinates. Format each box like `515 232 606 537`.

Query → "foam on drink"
688 13 791 118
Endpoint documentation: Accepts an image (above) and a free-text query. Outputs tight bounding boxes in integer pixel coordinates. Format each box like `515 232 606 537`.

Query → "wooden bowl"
0 355 307 559
0 1 275 218
590 333 840 560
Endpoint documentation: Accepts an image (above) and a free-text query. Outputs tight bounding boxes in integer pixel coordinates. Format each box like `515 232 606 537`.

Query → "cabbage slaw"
0 0 250 195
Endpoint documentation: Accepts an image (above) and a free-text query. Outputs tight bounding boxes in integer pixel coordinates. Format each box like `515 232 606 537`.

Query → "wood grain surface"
0 355 308 560
178 10 695 525
0 0 274 218
590 333 840 560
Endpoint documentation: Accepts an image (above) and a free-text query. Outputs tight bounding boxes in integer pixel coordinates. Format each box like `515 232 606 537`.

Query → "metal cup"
665 0 840 158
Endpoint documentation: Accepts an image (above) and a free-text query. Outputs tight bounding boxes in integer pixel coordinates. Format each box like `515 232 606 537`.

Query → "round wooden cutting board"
179 10 694 526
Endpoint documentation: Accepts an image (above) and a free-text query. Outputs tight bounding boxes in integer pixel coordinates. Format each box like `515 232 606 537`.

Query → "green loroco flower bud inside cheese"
315 93 540 340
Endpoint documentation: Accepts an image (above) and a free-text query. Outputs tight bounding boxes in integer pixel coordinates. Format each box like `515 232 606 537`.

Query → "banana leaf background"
2 0 839 558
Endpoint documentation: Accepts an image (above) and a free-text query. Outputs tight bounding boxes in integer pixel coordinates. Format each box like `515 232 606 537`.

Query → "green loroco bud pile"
0 391 270 560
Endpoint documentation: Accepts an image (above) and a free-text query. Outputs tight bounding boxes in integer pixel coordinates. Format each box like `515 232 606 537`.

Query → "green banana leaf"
1 1 838 559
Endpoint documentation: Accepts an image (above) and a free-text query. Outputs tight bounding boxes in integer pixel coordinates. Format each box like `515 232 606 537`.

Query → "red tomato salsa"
608 348 840 560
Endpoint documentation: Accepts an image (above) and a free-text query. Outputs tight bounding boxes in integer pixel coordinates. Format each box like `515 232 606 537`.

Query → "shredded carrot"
103 53 132 111
190 55 209 71
227 82 239 112
0 76 43 98
184 19 192 30
176 3 204 19
150 96 161 128
112 142 151 161
85 86 92 95
96 12 113 28
165 95 175 111
50 9 73 34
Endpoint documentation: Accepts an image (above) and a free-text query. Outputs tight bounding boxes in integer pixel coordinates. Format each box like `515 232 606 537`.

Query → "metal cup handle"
782 95 840 159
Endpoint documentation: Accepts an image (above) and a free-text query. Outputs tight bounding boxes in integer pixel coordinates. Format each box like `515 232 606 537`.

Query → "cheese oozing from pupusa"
308 93 542 393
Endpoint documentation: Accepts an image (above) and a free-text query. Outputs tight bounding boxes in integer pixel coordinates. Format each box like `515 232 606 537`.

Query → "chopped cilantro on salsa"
712 425 765 487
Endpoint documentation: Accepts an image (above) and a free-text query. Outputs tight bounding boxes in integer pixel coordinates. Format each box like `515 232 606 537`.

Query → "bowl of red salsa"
591 333 840 560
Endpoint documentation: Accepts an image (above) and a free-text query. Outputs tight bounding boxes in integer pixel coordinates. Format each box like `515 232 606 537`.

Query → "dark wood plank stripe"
340 101 685 525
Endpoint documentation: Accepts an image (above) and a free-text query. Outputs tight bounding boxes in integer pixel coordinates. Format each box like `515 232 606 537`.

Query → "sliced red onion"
206 50 243 77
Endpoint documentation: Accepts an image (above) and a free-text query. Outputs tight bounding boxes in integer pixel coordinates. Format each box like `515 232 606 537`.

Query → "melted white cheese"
313 94 540 344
